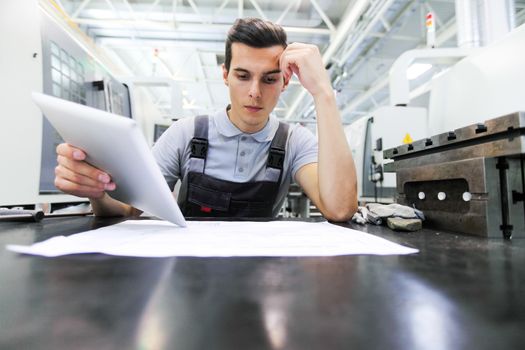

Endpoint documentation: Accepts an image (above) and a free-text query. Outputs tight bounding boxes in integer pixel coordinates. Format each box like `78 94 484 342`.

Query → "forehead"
230 43 285 72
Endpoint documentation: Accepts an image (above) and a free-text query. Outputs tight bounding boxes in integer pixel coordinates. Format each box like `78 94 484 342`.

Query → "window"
49 41 86 104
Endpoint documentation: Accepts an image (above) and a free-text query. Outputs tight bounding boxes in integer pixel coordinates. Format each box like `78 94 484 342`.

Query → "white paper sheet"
6 220 418 257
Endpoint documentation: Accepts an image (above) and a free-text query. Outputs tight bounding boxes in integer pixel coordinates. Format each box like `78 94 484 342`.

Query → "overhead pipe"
455 0 516 48
455 0 483 47
73 18 333 36
290 0 413 120
340 0 419 83
338 0 396 65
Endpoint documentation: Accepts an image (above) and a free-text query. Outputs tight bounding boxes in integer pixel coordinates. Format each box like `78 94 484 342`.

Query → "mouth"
244 105 263 113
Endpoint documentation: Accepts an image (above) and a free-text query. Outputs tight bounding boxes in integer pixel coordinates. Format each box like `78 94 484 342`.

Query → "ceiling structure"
47 0 525 124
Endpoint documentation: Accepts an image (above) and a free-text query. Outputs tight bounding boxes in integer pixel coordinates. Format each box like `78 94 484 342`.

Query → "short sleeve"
287 124 318 179
151 117 194 191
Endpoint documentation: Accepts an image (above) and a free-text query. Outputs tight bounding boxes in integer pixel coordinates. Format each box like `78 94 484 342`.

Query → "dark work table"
0 216 524 350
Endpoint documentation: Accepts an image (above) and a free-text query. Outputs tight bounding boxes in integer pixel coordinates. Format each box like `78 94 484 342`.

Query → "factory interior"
1 0 525 349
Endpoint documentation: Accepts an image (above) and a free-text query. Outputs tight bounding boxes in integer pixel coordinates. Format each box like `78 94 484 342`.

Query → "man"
55 18 357 221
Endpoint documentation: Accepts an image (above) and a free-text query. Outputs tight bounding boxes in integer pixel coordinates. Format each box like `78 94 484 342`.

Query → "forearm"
279 42 357 220
314 90 358 220
90 193 141 217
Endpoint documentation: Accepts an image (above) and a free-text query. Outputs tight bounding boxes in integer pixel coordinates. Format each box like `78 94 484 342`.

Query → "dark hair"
224 18 287 71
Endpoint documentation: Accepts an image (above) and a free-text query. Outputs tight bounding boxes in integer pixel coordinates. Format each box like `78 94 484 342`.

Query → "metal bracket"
190 138 208 159
497 157 513 239
267 148 285 169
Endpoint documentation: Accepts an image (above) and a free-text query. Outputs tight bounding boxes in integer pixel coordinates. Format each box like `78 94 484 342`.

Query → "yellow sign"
402 133 413 144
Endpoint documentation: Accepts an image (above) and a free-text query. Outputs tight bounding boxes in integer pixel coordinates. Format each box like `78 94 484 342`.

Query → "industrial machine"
384 112 524 238
345 106 427 202
345 18 525 237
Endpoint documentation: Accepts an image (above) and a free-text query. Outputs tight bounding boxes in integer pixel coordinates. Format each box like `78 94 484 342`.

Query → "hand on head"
279 42 333 97
54 143 116 199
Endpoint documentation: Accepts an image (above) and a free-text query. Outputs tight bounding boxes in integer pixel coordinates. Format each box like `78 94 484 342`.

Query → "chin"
242 114 267 125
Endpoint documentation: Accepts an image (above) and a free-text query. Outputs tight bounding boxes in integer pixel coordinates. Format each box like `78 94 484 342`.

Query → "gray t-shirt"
152 106 318 216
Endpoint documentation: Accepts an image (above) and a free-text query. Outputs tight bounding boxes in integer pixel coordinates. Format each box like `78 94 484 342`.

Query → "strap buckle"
190 138 208 159
267 147 285 169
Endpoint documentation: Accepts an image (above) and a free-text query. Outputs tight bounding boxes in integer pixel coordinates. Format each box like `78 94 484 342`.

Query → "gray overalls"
180 115 289 218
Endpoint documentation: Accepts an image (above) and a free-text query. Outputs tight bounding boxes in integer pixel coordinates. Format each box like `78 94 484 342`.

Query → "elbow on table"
321 200 358 222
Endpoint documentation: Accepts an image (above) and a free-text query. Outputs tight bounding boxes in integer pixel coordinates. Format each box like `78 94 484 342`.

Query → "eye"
236 74 249 80
263 76 278 84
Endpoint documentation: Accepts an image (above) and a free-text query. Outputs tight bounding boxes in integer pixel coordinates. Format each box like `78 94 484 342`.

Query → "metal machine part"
281 183 312 218
384 112 525 238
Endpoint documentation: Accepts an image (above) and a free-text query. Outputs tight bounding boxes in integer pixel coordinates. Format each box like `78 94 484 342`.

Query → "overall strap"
188 115 209 174
262 121 289 182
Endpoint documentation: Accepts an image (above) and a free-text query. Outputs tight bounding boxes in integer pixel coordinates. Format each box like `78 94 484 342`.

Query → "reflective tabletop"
0 216 524 350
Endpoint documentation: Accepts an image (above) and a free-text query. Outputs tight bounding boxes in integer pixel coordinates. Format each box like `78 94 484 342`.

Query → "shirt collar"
213 105 279 143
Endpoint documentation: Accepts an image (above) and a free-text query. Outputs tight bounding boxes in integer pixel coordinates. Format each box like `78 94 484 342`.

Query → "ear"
222 63 229 86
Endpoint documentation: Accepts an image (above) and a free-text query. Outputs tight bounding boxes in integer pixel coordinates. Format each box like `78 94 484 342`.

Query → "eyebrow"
233 68 282 75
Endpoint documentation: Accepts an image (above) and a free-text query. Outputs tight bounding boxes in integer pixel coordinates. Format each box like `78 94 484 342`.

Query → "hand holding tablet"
32 92 186 227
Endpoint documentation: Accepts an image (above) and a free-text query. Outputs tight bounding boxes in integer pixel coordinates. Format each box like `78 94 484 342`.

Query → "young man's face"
222 43 288 133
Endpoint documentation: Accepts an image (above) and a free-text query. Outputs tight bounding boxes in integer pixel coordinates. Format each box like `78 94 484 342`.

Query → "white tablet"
32 92 186 227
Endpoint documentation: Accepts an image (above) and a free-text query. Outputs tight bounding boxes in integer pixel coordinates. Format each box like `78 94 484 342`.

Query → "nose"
248 80 261 99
